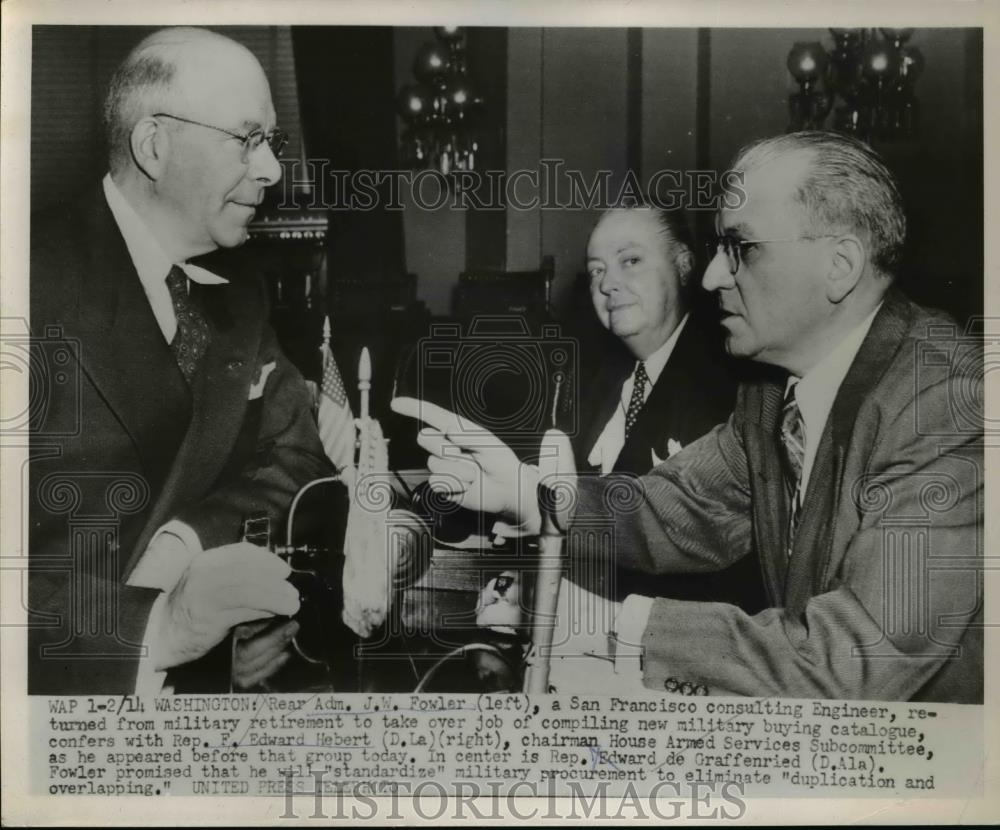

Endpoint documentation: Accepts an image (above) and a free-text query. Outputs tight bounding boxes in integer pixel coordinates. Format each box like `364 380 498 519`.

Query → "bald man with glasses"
29 27 332 694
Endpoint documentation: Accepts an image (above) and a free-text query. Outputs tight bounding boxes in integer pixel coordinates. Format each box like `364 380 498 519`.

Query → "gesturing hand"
153 542 300 672
390 397 542 533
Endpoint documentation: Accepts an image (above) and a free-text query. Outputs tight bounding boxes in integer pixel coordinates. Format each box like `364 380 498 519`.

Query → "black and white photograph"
1 0 996 824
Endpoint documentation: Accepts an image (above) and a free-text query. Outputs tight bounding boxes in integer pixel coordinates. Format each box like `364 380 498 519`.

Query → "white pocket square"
248 361 277 400
651 439 684 467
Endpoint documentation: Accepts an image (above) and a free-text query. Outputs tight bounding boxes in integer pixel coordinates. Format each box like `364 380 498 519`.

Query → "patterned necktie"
624 362 649 438
165 265 210 383
778 382 806 556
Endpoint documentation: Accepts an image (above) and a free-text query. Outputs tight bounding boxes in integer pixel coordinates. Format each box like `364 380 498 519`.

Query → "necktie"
165 265 210 383
778 382 806 556
624 362 649 438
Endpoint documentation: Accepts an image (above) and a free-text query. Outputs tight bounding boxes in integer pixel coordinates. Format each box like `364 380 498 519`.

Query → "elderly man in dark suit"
577 204 764 612
394 131 983 703
29 27 332 694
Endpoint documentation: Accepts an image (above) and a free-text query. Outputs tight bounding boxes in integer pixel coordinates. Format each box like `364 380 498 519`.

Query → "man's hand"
390 397 542 533
152 543 300 672
232 618 299 690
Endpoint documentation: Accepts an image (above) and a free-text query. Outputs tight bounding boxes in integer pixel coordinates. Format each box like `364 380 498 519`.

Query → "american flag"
316 329 355 471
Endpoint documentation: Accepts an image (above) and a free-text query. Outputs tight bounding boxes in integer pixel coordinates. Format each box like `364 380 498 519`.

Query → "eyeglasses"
152 112 288 162
707 233 836 276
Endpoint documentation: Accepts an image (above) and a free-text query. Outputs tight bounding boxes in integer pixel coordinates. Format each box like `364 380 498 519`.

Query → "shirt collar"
102 174 228 287
788 303 883 444
103 173 174 291
637 313 689 386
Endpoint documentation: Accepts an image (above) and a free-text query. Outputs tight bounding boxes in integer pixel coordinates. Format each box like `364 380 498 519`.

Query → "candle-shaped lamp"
358 347 372 420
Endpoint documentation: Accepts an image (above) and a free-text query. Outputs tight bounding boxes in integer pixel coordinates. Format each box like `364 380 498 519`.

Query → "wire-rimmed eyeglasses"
707 234 836 276
153 112 288 162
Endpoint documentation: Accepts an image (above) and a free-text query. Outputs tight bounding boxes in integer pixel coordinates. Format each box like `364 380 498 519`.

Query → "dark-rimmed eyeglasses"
153 112 288 162
707 234 836 276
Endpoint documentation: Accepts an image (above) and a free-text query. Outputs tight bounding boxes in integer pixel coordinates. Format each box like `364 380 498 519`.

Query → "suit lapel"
579 350 632 470
743 382 790 601
784 290 915 604
127 280 261 566
784 426 841 606
828 290 914 448
74 191 192 481
628 317 702 455
647 314 700 402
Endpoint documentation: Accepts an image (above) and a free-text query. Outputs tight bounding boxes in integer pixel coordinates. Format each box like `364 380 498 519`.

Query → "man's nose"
599 266 622 295
702 248 735 292
249 141 282 186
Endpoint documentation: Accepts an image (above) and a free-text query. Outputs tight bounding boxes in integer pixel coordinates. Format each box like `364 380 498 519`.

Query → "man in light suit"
395 131 983 702
29 27 332 694
576 205 764 611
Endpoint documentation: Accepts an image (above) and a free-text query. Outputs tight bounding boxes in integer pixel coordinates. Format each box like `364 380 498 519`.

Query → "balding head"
103 27 265 174
731 131 906 279
103 27 282 260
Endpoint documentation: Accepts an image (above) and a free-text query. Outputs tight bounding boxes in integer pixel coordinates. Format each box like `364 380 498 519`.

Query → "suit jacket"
571 314 767 613
569 290 983 702
28 187 333 694
575 313 737 474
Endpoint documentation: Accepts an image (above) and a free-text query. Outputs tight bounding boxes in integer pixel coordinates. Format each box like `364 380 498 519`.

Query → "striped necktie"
165 265 210 383
624 362 649 438
778 382 806 557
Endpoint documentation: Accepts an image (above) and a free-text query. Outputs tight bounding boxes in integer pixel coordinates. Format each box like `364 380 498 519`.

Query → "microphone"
523 429 576 694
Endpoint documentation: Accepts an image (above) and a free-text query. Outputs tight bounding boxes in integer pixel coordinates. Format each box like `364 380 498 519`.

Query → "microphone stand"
523 428 574 695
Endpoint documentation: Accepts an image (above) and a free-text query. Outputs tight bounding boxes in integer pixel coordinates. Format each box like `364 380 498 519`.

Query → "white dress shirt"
587 313 689 474
102 174 229 693
786 304 882 497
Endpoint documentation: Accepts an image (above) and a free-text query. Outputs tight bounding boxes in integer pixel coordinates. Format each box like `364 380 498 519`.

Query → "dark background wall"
32 26 983 326
470 27 983 324
390 27 982 324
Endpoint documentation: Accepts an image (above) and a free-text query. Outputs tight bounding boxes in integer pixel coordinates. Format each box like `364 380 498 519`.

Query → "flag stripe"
317 343 355 470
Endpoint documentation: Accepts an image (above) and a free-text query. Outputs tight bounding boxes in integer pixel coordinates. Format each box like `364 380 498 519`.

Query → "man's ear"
676 250 696 286
825 233 865 303
129 117 167 181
